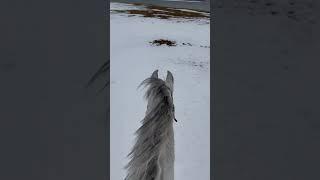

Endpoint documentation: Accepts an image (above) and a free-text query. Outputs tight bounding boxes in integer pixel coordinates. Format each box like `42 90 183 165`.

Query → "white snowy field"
110 2 210 180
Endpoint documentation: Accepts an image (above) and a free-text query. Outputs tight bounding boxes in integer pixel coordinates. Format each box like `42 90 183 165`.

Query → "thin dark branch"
85 60 110 90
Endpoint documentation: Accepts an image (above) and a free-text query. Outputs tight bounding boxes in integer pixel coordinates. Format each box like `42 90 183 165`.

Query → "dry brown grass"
150 39 177 46
113 4 209 19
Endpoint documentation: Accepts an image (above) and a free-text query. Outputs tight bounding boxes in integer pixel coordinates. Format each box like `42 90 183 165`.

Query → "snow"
110 2 210 180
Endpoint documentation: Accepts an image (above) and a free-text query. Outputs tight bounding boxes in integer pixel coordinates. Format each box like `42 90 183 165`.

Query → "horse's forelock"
140 77 173 101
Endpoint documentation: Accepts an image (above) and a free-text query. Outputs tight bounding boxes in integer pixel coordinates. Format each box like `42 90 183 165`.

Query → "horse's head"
150 69 174 93
148 70 177 122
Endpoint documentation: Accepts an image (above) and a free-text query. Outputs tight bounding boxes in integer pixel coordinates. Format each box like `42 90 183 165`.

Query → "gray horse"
125 70 177 180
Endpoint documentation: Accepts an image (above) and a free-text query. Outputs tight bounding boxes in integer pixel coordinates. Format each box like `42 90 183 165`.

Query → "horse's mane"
125 77 174 180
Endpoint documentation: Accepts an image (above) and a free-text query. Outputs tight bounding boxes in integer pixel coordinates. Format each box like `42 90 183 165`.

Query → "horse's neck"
158 125 175 180
143 97 175 180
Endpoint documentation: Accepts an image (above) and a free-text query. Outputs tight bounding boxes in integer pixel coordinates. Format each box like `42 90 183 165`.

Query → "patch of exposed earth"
149 39 210 48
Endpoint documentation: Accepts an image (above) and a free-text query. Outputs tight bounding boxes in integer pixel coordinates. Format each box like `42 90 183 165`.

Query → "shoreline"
110 0 210 12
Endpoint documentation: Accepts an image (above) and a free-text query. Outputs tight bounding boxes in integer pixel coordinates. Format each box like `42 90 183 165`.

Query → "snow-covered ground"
110 2 210 180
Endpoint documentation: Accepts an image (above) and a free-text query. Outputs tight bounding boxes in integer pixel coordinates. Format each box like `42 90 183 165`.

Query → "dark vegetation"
112 4 209 19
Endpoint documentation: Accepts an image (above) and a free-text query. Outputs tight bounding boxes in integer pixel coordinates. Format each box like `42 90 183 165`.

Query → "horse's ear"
166 70 174 91
151 70 158 79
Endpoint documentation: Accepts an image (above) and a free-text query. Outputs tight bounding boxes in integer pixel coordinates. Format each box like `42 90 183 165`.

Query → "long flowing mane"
125 70 175 180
